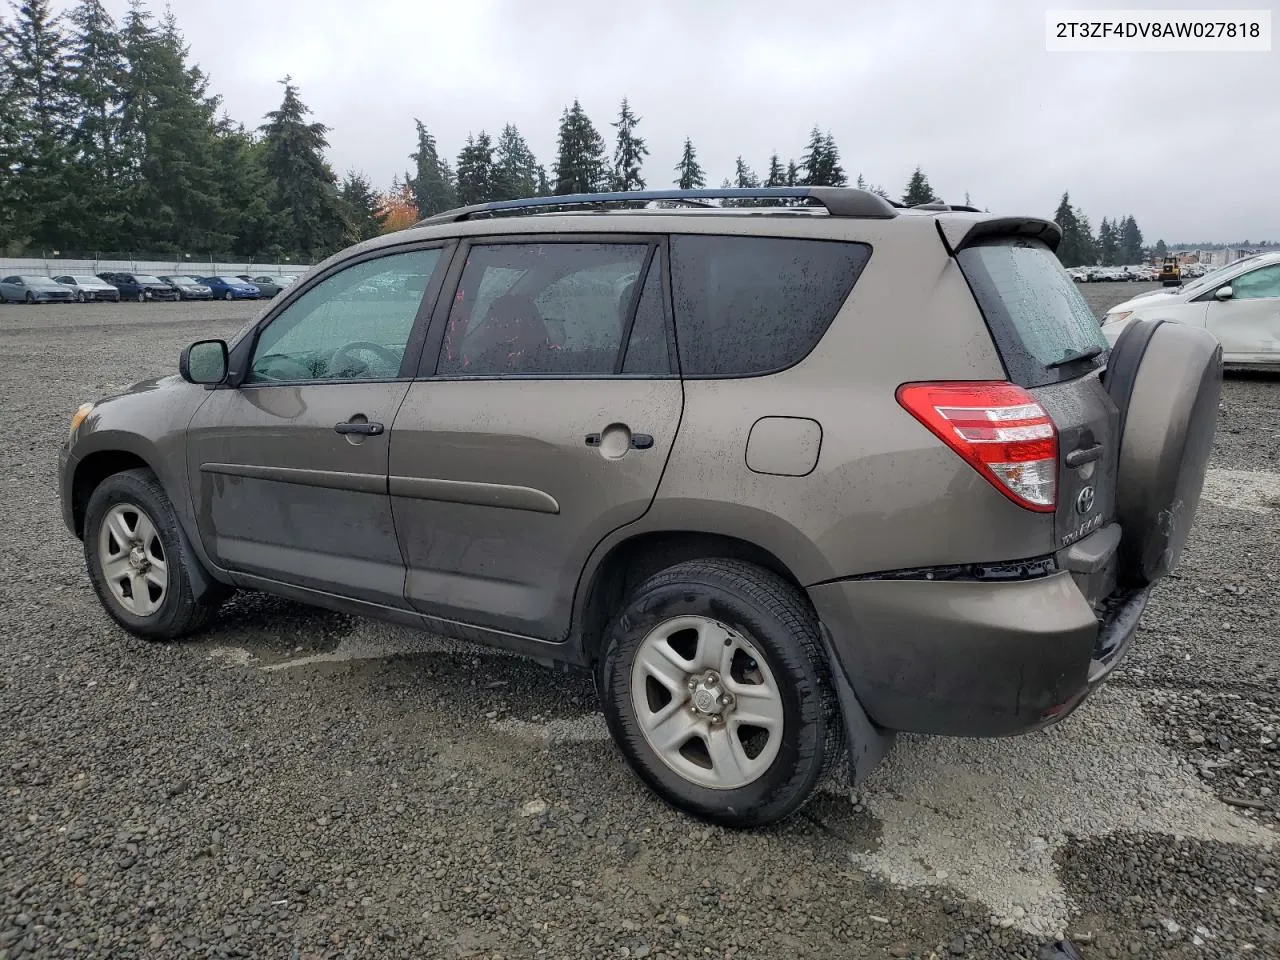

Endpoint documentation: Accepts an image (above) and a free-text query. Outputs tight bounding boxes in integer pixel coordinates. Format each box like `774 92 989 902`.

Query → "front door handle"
585 432 654 450
334 420 384 436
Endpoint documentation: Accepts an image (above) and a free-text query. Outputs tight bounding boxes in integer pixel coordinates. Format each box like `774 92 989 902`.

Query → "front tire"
223 290 233 301
598 559 844 828
83 468 227 640
76 291 86 303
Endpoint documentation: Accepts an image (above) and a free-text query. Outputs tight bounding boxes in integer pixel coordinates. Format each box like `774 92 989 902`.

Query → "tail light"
896 381 1057 512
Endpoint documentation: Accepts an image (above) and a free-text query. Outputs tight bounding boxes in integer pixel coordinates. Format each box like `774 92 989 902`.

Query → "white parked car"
1101 251 1280 366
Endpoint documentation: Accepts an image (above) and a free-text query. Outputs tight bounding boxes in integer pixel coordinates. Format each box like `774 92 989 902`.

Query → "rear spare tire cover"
1104 319 1223 586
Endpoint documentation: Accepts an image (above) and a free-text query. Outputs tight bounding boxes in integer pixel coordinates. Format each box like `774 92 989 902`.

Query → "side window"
437 242 650 376
1230 264 1280 301
248 248 442 383
669 235 870 377
622 257 671 375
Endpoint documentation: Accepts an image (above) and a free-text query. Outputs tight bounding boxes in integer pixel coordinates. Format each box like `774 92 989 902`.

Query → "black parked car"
97 272 179 302
159 276 214 301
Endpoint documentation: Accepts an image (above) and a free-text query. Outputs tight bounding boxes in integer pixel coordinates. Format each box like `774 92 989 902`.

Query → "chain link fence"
0 251 313 278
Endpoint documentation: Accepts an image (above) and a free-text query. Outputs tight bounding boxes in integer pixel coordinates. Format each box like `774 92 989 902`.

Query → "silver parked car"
0 275 76 303
54 275 122 303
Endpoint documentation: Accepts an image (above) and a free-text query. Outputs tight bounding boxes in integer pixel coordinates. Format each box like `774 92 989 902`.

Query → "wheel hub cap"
689 671 733 719
128 544 148 572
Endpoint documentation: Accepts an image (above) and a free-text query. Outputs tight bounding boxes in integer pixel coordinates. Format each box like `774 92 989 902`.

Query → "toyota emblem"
1076 485 1096 515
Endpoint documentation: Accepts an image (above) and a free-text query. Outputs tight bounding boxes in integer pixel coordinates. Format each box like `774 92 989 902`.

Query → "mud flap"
173 517 220 604
818 624 895 787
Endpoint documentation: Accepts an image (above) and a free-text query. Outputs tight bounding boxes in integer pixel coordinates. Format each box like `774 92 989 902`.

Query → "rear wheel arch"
574 530 807 666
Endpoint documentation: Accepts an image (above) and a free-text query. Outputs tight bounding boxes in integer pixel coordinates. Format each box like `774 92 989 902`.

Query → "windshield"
136 275 163 284
26 276 61 287
219 276 246 284
70 276 100 283
1178 256 1266 296
168 276 199 285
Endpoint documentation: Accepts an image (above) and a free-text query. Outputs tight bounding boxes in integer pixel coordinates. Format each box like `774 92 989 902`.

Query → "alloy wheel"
630 615 784 790
97 502 168 617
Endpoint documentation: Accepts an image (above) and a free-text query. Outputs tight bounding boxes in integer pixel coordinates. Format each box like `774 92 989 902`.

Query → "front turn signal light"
69 402 95 439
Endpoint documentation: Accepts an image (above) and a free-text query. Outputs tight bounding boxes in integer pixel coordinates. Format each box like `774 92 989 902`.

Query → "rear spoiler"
936 216 1063 255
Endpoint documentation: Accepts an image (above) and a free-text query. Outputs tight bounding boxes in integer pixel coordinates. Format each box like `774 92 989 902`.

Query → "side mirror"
180 339 229 385
1214 285 1233 301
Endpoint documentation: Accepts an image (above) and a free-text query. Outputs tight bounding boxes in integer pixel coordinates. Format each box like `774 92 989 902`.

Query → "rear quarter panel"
642 215 1055 584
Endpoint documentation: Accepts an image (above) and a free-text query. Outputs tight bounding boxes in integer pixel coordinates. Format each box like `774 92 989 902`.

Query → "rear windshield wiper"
1046 344 1104 369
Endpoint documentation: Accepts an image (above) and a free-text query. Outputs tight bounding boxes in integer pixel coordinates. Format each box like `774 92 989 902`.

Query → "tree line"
1053 192 1156 267
2 0 1188 269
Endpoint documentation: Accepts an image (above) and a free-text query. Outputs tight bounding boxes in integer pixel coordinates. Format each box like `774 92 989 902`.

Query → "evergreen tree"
799 127 847 186
339 170 385 242
785 160 798 187
455 130 495 206
408 119 455 217
212 117 271 256
1052 192 1098 267
65 0 124 248
855 173 866 189
963 190 972 206
673 137 705 189
733 155 758 189
259 76 347 259
0 25 27 250
1098 217 1118 266
610 97 647 190
901 166 937 206
552 99 607 195
6 0 75 248
1154 238 1168 259
1119 215 1144 264
116 5 231 252
763 153 786 188
535 164 549 196
492 123 539 201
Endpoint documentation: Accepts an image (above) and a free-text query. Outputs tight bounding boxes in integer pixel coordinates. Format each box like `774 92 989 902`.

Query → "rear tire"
223 290 233 301
24 292 34 304
598 559 844 828
76 291 86 303
83 468 228 640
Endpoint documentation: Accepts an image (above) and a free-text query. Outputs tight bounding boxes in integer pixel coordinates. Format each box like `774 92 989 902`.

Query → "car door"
389 236 683 642
0 277 19 300
184 242 453 609
1204 263 1280 362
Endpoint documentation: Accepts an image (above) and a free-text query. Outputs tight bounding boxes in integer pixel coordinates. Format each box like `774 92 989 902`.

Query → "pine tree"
552 99 607 195
408 119 455 217
1154 238 1168 259
212 117 271 257
259 76 347 259
115 6 231 252
610 97 647 190
855 173 866 190
963 190 972 207
763 153 786 188
901 166 937 206
1052 192 1098 267
1119 216 1144 264
492 123 539 201
673 137 705 190
785 160 798 187
733 156 758 189
1098 217 1118 266
339 170 385 241
6 0 75 248
799 128 847 187
65 0 124 247
535 164 549 196
0 25 28 250
455 130 495 206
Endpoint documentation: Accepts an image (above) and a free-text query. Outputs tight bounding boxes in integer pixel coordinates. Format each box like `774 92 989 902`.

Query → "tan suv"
58 187 1222 827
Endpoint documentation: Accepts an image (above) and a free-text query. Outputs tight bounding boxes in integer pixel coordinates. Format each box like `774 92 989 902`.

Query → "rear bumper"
808 567 1148 738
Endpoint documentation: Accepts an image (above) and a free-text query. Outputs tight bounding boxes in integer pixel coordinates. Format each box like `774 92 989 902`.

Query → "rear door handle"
585 432 654 449
1065 442 1103 468
334 421 384 436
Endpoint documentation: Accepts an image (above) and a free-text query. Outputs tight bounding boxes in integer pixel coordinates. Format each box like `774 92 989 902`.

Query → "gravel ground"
2 289 1278 959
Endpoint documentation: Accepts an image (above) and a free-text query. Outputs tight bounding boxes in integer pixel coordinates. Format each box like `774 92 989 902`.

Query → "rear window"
956 237 1108 387
669 235 870 377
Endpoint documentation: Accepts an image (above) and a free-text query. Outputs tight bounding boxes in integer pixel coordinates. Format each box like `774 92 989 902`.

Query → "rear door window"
668 235 870 377
956 237 1108 386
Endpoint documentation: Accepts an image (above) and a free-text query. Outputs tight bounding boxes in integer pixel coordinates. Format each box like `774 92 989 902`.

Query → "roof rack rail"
414 186 899 226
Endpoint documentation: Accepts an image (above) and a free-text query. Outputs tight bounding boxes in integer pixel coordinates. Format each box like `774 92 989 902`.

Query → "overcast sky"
68 0 1275 242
